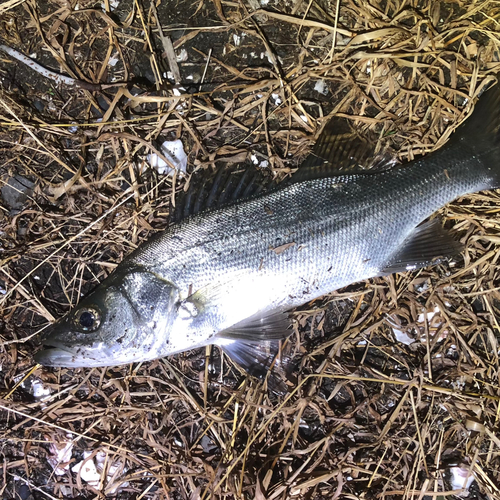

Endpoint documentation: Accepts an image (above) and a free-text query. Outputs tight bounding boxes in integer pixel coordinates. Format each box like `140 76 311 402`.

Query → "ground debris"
1 175 34 211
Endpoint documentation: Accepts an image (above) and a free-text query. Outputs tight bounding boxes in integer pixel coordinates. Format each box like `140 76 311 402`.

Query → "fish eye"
74 307 101 332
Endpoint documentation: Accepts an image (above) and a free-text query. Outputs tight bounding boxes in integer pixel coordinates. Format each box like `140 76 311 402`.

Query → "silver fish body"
35 77 500 370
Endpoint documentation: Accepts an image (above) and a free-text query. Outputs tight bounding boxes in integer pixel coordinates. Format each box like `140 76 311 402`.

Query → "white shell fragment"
449 466 475 492
13 374 51 401
417 305 440 324
314 80 328 95
176 48 188 62
72 452 100 486
31 378 51 400
48 434 74 476
250 154 269 169
392 328 415 346
101 0 119 10
390 304 445 346
72 450 129 493
147 139 188 176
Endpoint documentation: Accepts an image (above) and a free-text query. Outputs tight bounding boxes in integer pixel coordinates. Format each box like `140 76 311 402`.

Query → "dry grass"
1 0 500 498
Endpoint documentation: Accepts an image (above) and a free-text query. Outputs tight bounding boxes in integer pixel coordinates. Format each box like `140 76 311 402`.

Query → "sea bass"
35 76 500 373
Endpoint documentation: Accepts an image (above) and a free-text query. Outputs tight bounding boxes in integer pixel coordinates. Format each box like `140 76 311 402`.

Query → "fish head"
35 269 180 368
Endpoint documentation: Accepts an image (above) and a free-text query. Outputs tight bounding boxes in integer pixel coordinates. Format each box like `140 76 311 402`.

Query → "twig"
0 44 101 91
151 2 181 84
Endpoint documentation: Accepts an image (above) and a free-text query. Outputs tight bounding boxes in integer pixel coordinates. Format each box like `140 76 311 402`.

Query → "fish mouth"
35 341 127 369
34 345 78 367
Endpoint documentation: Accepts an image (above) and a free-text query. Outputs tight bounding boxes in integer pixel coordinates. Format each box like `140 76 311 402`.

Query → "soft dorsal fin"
382 218 463 274
290 117 399 183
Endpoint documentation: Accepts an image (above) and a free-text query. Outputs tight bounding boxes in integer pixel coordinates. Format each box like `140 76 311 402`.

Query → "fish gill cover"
0 0 499 499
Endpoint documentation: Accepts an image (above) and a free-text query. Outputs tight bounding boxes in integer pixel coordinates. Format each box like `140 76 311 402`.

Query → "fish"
35 75 500 374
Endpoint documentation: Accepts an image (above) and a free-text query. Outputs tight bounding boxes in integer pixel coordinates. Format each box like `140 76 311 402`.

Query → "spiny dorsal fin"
171 165 274 223
381 218 463 274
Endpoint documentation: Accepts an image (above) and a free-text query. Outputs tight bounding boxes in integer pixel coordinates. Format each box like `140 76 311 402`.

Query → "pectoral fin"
214 310 293 378
216 310 292 341
215 338 283 379
382 218 463 274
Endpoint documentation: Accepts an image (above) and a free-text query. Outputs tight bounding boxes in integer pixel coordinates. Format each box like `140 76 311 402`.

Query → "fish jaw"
34 343 109 368
34 342 152 368
34 319 171 368
34 345 82 367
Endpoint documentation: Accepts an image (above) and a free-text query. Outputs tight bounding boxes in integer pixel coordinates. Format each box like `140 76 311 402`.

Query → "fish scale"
35 76 500 371
133 149 490 306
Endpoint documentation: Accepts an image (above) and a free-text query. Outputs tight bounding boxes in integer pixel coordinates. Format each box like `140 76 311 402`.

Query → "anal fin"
382 218 463 274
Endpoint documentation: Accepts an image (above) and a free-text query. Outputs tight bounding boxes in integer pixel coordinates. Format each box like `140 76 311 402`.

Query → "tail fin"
450 74 500 186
